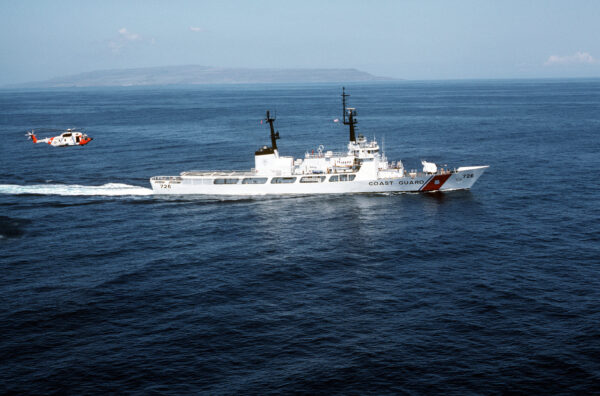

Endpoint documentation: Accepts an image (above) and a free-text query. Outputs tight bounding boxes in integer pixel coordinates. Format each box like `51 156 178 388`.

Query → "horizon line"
3 76 600 91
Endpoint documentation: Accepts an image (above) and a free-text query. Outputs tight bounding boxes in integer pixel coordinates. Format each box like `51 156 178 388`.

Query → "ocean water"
1 81 599 394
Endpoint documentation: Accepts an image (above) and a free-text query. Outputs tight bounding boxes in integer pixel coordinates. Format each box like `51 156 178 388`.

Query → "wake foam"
0 183 153 196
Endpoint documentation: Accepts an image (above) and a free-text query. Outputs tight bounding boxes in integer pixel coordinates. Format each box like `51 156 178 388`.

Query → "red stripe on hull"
420 174 451 191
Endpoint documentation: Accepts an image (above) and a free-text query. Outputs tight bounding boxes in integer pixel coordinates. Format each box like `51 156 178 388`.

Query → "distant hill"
8 66 395 88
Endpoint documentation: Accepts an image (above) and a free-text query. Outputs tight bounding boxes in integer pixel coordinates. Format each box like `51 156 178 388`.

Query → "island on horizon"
7 65 396 88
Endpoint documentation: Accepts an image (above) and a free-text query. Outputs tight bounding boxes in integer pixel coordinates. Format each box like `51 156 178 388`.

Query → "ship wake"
0 183 153 196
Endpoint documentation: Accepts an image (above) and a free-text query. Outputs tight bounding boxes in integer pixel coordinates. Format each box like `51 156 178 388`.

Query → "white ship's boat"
150 89 488 195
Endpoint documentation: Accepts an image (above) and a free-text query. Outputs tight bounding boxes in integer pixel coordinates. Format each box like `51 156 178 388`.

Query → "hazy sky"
1 0 599 84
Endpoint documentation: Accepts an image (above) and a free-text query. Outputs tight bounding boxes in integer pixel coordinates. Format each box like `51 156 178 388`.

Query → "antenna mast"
265 110 279 151
341 87 357 143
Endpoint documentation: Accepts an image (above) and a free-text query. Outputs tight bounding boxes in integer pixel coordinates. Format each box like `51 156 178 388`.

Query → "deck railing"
180 170 257 177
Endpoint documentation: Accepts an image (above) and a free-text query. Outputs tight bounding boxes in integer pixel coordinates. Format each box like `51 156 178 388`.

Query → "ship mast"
342 87 357 143
266 110 279 151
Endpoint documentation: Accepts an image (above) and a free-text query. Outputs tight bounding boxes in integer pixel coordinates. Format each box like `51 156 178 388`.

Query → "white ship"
150 89 488 195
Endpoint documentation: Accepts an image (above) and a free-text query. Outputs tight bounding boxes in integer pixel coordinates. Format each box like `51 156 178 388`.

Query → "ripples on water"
1 81 599 393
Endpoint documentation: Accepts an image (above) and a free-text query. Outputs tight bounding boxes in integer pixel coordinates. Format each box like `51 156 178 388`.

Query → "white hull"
150 91 489 196
150 166 488 195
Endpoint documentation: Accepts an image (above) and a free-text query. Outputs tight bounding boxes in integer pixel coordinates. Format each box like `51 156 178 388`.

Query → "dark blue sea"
1 81 599 394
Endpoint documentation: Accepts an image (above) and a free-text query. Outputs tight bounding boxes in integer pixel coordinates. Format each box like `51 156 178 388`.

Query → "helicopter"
26 128 93 147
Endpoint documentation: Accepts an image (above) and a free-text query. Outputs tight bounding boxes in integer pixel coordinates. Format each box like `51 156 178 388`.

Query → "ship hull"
150 166 488 195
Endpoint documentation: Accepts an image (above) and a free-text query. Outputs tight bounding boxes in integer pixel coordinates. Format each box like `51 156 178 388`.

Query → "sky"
1 0 599 84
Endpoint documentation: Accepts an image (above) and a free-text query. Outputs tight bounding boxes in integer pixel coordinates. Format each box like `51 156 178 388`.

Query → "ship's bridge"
348 134 380 159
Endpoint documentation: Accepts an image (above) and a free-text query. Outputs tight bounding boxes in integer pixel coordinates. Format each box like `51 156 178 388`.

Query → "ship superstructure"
150 89 488 195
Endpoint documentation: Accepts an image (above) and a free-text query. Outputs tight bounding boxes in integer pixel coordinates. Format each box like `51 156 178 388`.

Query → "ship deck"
180 170 257 177
152 168 460 180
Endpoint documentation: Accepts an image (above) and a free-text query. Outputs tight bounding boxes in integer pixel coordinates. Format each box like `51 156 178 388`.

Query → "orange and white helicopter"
27 128 93 147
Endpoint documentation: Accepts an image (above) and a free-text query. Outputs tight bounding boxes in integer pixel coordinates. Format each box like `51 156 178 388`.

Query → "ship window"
213 178 239 184
271 177 296 184
330 174 356 182
192 178 210 185
300 176 325 183
242 177 268 184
